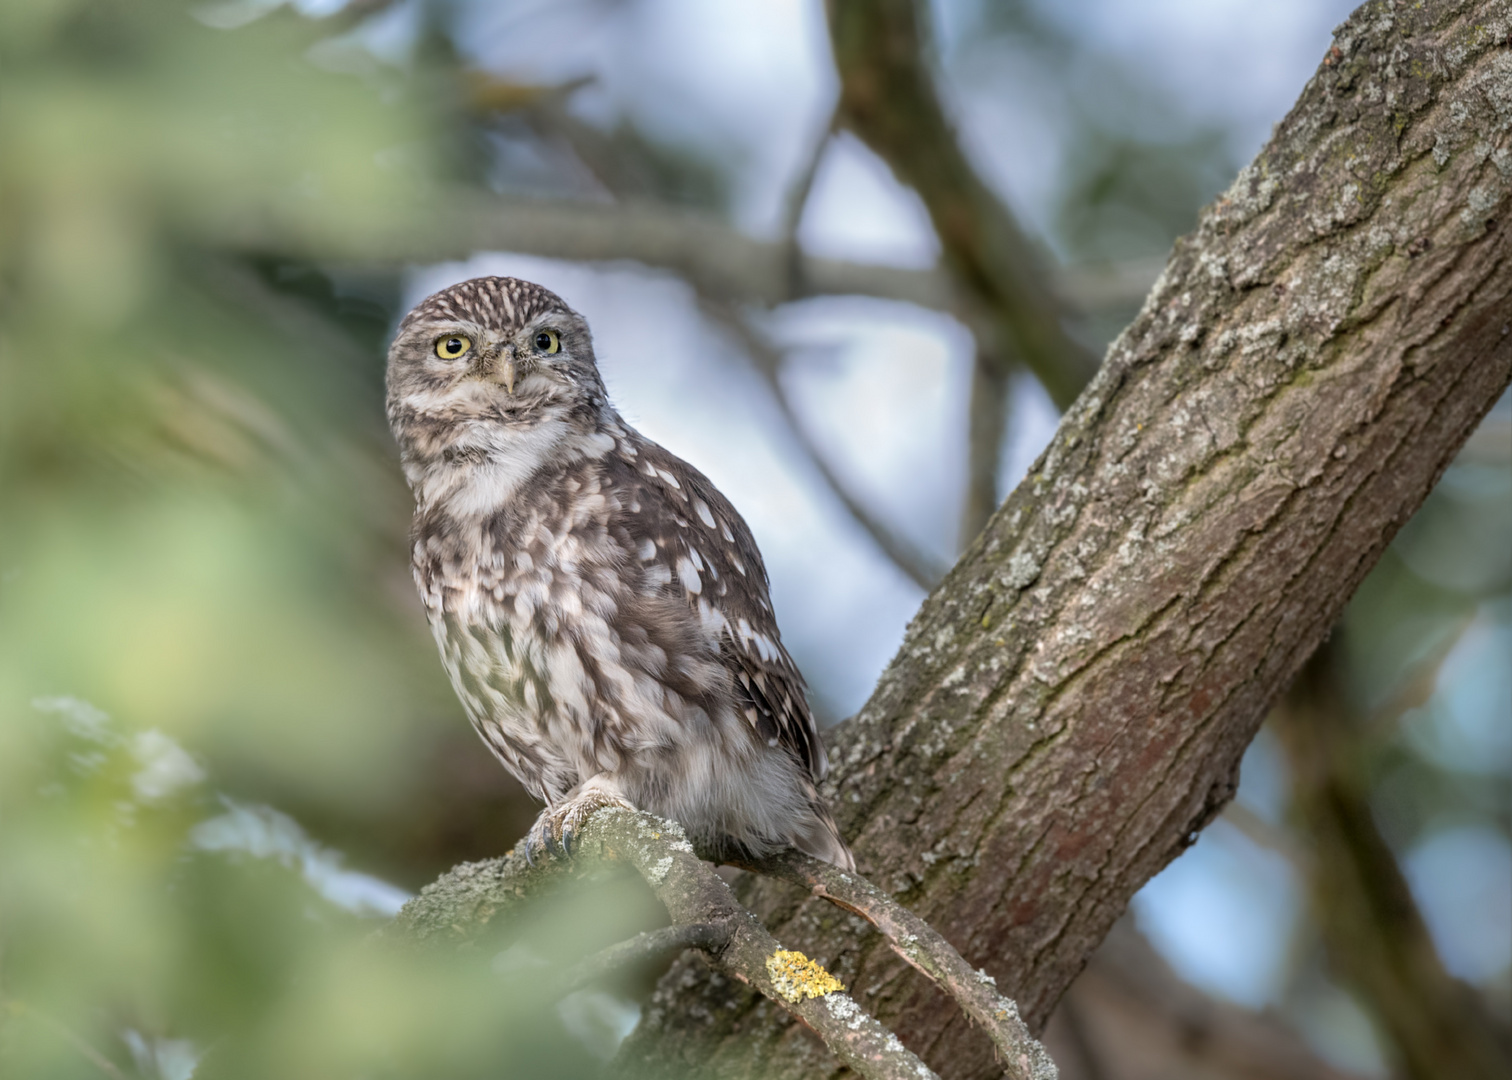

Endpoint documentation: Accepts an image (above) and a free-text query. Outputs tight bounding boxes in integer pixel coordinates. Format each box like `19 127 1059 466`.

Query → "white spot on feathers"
676 556 702 595
694 499 716 528
580 431 615 457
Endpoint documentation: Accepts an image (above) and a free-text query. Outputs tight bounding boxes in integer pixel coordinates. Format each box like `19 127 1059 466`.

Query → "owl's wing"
604 431 826 781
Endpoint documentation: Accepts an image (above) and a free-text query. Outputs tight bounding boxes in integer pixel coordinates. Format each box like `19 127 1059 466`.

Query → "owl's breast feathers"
410 420 827 792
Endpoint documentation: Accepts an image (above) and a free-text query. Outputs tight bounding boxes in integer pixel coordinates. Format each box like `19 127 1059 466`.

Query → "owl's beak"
480 346 516 394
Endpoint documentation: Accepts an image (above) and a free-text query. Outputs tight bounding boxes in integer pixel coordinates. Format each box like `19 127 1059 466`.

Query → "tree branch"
1276 641 1511 1080
704 299 950 590
960 353 1011 549
740 850 1056 1080
780 112 838 300
389 807 963 1080
1043 919 1366 1080
826 0 1099 407
227 190 1157 318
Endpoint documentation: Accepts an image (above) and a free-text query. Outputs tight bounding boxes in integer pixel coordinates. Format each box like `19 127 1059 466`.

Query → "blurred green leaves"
0 3 617 1076
0 0 425 312
0 0 449 815
2 697 636 1078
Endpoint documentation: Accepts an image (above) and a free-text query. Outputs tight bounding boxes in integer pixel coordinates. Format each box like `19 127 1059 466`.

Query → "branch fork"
388 805 1056 1080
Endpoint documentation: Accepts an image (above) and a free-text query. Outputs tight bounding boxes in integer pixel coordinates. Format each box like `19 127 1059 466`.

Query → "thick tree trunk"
616 2 1512 1077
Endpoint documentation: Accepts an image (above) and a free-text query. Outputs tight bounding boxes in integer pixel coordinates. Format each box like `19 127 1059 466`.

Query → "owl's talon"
524 814 558 865
521 789 635 866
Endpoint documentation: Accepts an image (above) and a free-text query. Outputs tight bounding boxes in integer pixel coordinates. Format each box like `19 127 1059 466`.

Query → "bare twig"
1217 800 1304 863
781 114 837 299
961 352 1011 549
705 301 948 590
389 808 946 1080
741 849 1057 1080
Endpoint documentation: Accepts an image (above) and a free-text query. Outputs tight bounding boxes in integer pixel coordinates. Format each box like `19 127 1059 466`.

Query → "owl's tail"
791 793 856 872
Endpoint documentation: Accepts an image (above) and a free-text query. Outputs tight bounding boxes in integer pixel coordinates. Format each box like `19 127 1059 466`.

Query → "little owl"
386 276 853 869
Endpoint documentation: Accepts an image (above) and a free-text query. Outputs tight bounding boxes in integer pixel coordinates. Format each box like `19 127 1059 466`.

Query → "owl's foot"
524 786 638 864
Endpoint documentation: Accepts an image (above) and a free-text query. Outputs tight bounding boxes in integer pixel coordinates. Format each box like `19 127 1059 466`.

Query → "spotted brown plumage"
386 276 852 868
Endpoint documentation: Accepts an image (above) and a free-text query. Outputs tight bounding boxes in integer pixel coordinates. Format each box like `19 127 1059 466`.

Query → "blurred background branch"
826 0 1098 409
1277 641 1511 1080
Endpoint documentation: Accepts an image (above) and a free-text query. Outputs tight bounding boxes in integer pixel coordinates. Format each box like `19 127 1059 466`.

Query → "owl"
385 276 853 869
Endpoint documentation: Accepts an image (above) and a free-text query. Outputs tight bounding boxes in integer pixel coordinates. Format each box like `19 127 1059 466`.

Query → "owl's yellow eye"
435 334 471 359
533 329 560 354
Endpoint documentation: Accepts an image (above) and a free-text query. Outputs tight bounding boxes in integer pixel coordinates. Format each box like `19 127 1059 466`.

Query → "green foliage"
0 3 622 1076
1 698 636 1078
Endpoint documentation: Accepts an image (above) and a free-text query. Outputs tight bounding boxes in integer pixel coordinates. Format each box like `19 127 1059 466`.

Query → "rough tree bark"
612 2 1512 1076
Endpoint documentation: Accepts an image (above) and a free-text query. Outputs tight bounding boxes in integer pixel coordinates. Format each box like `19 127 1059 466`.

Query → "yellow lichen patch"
766 949 845 1002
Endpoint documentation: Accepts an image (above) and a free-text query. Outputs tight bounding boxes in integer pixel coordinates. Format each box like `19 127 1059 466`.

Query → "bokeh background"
1 1 1506 1078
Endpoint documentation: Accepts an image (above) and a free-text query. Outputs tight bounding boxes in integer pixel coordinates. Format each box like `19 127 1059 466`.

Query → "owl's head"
385 276 606 469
